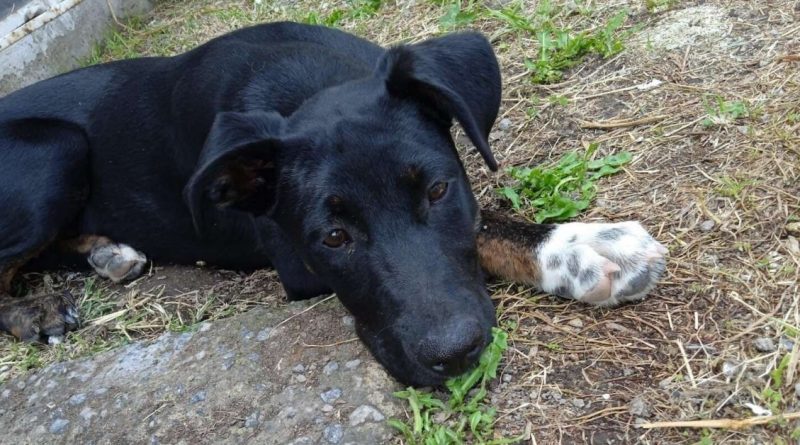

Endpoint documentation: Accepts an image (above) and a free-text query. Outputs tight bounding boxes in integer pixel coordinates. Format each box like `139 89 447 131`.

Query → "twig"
675 339 697 388
578 115 669 129
639 412 800 430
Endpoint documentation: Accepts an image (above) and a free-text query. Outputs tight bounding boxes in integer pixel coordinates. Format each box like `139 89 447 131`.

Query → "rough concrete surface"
0 300 402 444
0 0 152 95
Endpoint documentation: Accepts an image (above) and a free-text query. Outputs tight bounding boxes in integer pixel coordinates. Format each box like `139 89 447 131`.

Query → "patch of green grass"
489 2 629 84
715 175 755 200
693 429 715 445
301 0 382 27
645 0 679 13
388 328 519 444
702 96 750 127
438 0 481 30
498 144 632 223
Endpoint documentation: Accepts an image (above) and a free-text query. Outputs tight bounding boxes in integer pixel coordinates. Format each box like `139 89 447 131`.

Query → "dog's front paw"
0 291 79 343
537 222 667 307
88 243 147 283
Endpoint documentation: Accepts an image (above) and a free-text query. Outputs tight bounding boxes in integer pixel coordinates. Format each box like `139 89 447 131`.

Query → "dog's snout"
418 318 486 376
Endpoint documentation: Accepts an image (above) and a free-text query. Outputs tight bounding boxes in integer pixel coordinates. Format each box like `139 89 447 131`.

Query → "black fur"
0 22 502 386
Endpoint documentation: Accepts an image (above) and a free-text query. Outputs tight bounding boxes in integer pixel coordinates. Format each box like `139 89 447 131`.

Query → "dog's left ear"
376 32 501 171
184 111 286 234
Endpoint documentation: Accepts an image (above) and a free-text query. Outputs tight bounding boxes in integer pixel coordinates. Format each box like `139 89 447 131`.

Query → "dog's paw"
88 243 147 283
0 291 79 343
537 221 668 307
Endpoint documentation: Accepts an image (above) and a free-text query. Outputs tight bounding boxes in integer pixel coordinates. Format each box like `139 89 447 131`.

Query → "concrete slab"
0 0 153 96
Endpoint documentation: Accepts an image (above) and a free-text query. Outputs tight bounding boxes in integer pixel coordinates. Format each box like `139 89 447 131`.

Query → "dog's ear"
376 32 501 171
185 111 285 233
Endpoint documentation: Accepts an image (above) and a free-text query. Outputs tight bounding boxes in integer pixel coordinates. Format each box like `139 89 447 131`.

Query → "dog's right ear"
185 111 285 233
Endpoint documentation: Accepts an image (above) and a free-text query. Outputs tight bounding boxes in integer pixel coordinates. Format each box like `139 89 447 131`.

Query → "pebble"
323 424 344 444
341 316 355 327
498 118 512 131
344 360 361 370
722 361 740 378
348 405 385 426
795 383 800 398
322 404 334 413
629 396 651 417
245 411 260 428
570 398 585 408
256 328 271 341
295 375 307 383
199 322 212 332
49 418 69 434
567 318 584 328
292 364 306 374
79 406 96 422
699 220 715 232
190 391 206 404
753 337 776 352
68 393 86 406
502 374 512 383
240 329 253 341
1 389 10 399
321 388 343 404
323 362 339 375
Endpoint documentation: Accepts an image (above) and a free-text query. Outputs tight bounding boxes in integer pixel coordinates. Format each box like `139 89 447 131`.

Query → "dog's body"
0 22 666 385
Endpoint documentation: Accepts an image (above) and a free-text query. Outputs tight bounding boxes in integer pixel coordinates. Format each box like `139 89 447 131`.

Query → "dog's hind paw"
0 291 79 342
537 221 668 307
88 243 147 283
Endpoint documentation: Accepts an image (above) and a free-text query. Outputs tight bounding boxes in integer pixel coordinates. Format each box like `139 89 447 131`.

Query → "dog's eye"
323 229 351 248
428 182 448 202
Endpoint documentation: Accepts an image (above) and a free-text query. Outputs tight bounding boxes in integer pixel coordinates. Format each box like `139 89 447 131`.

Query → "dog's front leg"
476 211 667 307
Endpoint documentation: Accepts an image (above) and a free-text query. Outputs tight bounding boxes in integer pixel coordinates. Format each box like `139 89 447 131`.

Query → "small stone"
571 398 585 408
295 375 307 383
78 406 97 423
322 404 334 413
2 389 10 398
199 322 212 332
256 328 271 341
786 222 800 237
68 393 87 406
567 318 584 328
601 394 610 400
49 418 69 434
722 361 740 378
629 396 651 417
222 352 235 370
753 337 777 352
323 361 339 375
321 388 342 404
623 368 634 377
323 424 344 444
245 410 260 428
240 329 253 341
194 351 206 361
15 381 25 390
699 220 715 232
795 383 800 398
292 364 306 374
190 391 207 404
341 316 355 327
780 336 795 351
498 118 512 131
344 359 361 369
349 405 385 426
502 374 512 383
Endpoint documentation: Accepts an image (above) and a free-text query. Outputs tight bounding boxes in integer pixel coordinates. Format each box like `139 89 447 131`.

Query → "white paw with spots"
88 243 147 283
537 221 667 307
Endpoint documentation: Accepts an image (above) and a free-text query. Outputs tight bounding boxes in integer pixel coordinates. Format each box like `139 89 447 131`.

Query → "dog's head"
186 32 501 386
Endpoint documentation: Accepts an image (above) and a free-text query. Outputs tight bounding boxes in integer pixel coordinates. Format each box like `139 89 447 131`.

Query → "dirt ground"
1 0 799 443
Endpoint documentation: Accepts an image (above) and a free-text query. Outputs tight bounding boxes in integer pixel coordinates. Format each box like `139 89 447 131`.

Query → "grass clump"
388 328 518 445
302 0 382 27
701 96 750 127
498 144 632 223
489 2 629 84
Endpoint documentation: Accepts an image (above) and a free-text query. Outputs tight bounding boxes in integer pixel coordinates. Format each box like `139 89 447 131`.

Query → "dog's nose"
418 318 486 376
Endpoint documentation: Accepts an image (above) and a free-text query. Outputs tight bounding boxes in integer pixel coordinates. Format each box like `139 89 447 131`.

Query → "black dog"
0 22 666 386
